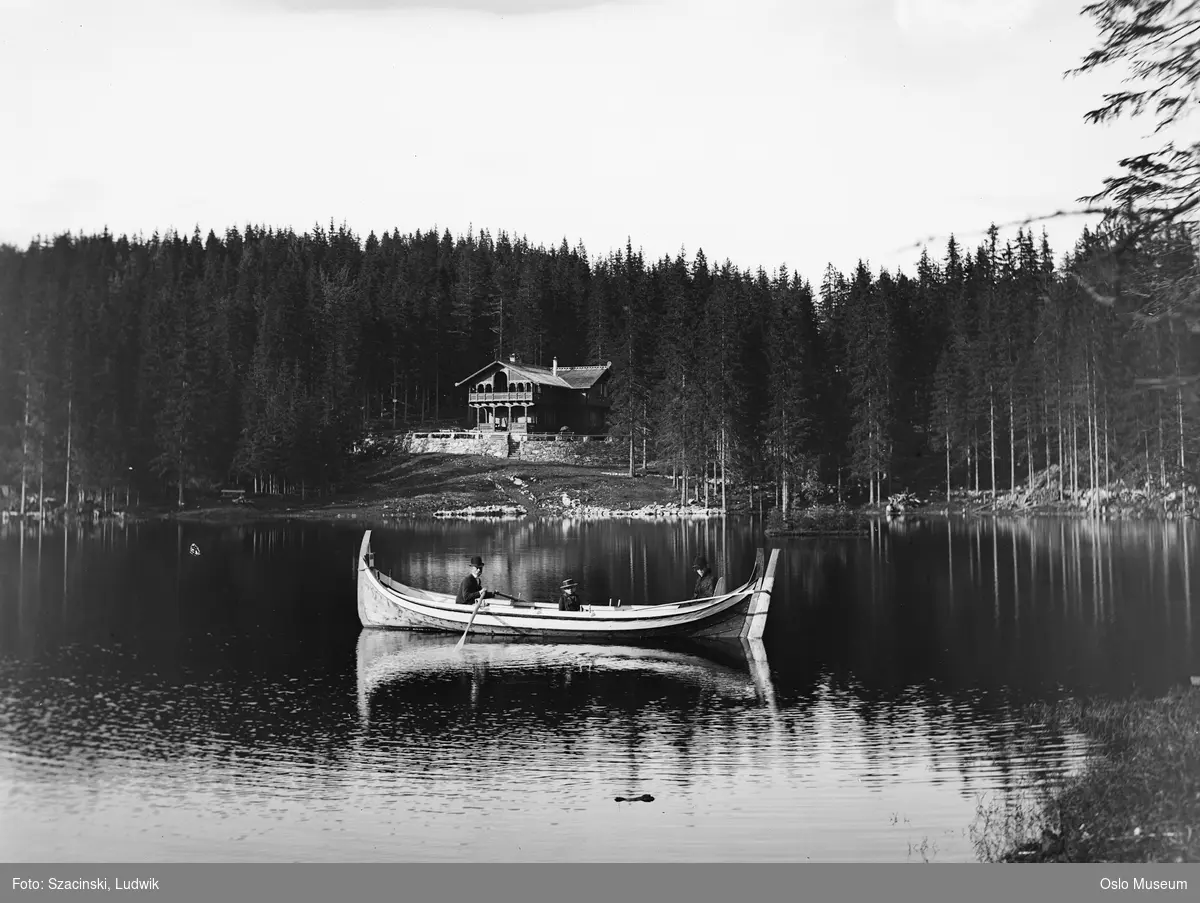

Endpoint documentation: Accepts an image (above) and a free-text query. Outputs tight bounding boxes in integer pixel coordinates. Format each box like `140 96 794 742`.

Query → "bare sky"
0 0 1155 281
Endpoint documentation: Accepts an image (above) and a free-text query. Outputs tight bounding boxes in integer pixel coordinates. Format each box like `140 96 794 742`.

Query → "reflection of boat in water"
356 530 780 639
355 629 778 729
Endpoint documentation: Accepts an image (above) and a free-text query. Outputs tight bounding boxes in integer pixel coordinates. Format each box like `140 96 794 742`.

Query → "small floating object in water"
189 543 201 557
1191 676 1200 687
614 794 655 803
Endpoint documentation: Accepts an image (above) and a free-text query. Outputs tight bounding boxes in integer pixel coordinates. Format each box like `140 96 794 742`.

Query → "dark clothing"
456 573 484 605
558 592 581 612
694 569 717 599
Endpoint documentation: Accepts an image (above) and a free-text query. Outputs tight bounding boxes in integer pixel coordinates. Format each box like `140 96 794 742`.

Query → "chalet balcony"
468 390 534 404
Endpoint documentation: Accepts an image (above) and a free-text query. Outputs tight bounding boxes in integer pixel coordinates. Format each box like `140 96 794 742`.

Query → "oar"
490 590 532 606
455 595 486 651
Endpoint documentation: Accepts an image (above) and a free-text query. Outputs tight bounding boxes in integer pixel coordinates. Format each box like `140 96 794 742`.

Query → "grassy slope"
161 453 695 521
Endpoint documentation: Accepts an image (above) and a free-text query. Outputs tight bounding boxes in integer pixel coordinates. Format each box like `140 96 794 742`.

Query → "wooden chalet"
455 355 613 434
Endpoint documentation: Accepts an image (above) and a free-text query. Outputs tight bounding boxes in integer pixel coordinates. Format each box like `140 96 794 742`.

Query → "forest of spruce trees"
0 219 1197 513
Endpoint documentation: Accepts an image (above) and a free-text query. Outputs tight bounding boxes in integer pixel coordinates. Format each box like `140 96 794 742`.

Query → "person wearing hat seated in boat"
692 555 718 599
455 555 493 605
558 578 582 612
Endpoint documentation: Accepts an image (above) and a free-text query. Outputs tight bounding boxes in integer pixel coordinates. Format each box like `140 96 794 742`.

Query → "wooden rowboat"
356 530 779 640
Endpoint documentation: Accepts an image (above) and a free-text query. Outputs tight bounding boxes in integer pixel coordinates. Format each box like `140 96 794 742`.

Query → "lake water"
0 515 1196 862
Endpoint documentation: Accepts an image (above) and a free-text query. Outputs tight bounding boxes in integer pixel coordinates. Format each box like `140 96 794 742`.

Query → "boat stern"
742 548 779 641
357 530 374 628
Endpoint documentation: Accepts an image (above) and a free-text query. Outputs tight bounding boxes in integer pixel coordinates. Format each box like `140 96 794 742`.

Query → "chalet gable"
455 357 612 391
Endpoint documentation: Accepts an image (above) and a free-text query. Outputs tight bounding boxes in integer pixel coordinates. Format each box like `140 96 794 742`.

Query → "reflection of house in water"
456 355 613 434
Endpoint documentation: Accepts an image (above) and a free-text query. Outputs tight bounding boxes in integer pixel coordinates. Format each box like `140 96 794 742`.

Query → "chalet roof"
455 360 612 389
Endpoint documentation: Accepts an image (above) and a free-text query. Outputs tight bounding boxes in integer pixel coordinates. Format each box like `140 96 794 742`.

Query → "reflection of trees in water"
776 516 1196 697
0 516 1191 813
4 514 1195 698
773 542 853 609
3 520 160 660
767 678 1089 801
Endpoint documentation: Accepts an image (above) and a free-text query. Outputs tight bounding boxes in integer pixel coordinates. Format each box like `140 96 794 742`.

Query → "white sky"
0 0 1158 282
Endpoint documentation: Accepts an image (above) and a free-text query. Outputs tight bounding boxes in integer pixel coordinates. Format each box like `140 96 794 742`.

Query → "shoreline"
6 498 1197 528
2 453 1197 527
111 494 1200 528
976 684 1200 864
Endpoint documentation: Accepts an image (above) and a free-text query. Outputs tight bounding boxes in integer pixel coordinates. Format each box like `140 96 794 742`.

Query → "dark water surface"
0 515 1195 862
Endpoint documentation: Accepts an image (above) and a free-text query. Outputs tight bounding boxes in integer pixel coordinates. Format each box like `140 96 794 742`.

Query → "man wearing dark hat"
693 554 717 599
557 578 582 611
455 555 491 605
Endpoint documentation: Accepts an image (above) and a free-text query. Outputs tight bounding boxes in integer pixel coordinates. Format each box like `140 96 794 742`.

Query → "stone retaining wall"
402 432 620 463
405 435 512 457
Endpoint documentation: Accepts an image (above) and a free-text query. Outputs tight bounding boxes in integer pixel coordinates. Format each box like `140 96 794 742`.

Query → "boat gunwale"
373 569 758 617
369 575 756 625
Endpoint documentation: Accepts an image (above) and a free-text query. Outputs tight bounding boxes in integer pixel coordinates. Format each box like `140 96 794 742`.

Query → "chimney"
552 357 557 376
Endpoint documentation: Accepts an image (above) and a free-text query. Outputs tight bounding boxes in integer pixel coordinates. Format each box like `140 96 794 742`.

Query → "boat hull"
355 530 778 641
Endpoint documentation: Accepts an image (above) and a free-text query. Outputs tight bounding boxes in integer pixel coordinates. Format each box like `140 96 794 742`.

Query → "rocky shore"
897 471 1200 520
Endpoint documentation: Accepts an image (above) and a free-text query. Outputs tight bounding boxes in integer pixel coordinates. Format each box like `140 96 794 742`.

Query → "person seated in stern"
692 554 717 599
455 555 492 605
558 578 582 611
